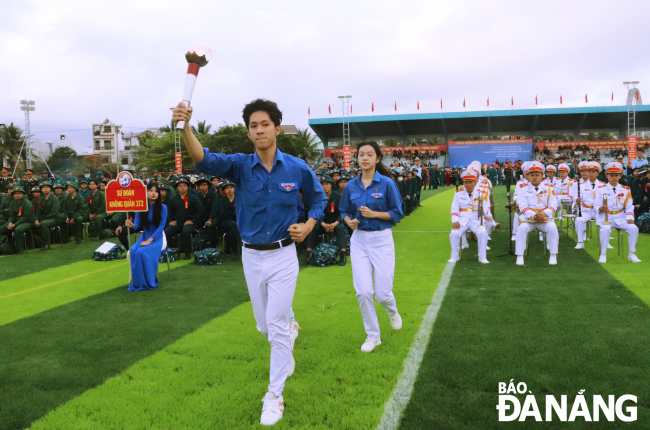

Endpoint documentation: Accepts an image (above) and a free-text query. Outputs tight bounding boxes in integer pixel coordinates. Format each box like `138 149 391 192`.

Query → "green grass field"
1 185 648 429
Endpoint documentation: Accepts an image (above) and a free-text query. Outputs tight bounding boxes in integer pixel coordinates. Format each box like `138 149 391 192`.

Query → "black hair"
355 141 391 177
242 99 282 128
88 179 99 186
140 182 163 229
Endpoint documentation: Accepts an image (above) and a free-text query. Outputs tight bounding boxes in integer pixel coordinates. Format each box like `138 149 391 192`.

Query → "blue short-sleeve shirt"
195 147 326 244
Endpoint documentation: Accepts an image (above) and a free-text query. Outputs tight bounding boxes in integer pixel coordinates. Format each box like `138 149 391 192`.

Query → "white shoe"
549 255 557 265
486 245 491 250
628 253 642 263
538 233 544 241
479 258 489 264
361 336 381 352
289 319 300 349
516 256 524 266
390 313 402 330
607 243 614 249
287 351 295 377
260 392 284 426
574 242 584 249
511 235 516 241
598 255 607 263
461 243 469 249
448 257 458 263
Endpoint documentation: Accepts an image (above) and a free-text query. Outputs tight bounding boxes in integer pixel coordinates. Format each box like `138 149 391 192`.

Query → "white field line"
377 261 455 430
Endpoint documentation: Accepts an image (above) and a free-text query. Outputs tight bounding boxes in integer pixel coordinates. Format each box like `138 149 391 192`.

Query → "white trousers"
350 229 398 339
513 212 520 234
515 221 559 256
575 208 597 243
450 222 488 260
242 243 299 396
599 220 638 255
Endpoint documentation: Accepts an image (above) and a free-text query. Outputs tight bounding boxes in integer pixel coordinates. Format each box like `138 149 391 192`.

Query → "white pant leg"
536 222 559 254
242 243 298 396
515 222 533 256
513 212 519 234
575 209 595 242
365 229 398 318
467 224 488 260
351 230 381 338
461 230 468 247
449 226 467 260
613 219 639 253
599 224 611 256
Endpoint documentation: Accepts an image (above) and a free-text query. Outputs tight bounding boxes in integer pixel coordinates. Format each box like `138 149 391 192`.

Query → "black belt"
243 237 293 251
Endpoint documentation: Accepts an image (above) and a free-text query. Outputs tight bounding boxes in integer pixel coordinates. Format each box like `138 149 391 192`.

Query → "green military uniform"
164 177 202 256
78 180 91 203
428 166 438 189
62 168 75 186
60 181 87 243
0 186 35 253
487 165 497 185
84 188 107 239
0 184 14 223
34 182 64 249
40 170 52 185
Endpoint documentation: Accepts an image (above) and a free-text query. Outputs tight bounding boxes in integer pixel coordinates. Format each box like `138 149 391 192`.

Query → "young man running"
173 99 326 426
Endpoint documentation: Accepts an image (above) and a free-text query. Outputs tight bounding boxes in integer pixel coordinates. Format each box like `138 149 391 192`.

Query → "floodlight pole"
19 100 35 170
623 81 640 137
338 95 352 147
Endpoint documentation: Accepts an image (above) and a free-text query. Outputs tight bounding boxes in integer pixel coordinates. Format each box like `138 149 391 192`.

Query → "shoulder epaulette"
456 186 464 193
598 184 607 188
620 185 630 190
519 183 527 188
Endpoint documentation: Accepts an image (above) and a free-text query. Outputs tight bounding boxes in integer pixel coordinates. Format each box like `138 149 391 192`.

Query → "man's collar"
252 148 284 168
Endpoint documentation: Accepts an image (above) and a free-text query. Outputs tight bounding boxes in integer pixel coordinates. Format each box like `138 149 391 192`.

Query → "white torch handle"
176 67 199 130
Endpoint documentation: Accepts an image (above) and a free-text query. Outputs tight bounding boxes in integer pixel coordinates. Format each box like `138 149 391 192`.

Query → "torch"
176 47 213 130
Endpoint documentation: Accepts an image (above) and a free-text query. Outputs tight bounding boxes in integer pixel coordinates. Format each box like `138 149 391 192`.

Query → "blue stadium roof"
308 105 650 147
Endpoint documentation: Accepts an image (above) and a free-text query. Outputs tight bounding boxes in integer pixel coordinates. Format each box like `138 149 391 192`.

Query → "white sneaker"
287 351 295 377
448 257 458 263
574 242 584 249
361 336 381 352
607 243 614 249
538 232 544 241
516 256 524 266
390 313 402 330
599 255 607 263
628 253 642 263
486 245 491 250
549 255 557 265
511 235 516 241
461 243 469 249
479 258 489 264
260 392 284 426
289 319 300 349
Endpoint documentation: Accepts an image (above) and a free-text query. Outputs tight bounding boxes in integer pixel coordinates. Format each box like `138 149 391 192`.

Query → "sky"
1 0 648 157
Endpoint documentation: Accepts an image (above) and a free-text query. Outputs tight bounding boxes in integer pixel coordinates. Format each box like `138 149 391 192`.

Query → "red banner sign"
175 152 183 174
535 140 649 151
627 136 637 165
105 171 148 212
328 145 448 156
343 145 351 169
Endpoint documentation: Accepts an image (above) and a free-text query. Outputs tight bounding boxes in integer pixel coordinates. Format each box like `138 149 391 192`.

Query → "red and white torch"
176 46 213 130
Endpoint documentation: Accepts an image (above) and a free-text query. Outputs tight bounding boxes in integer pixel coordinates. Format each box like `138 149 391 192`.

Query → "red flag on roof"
440 99 443 110
308 106 310 115
487 97 490 107
585 93 588 103
611 92 614 102
417 101 420 110
394 101 397 111
463 98 466 108
637 89 640 101
511 96 514 106
350 105 352 114
535 95 538 105
560 95 563 105
328 104 331 114
372 102 374 112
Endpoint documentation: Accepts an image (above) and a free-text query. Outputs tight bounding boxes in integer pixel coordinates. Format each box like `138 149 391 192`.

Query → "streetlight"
20 100 35 169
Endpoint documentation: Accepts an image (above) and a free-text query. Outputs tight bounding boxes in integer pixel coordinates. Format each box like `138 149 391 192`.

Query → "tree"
191 120 212 136
47 146 78 172
276 128 320 162
0 123 25 170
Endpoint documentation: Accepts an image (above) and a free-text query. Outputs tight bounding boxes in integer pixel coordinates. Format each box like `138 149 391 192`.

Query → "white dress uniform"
594 164 641 262
514 162 559 265
449 182 491 263
572 178 604 246
511 177 529 238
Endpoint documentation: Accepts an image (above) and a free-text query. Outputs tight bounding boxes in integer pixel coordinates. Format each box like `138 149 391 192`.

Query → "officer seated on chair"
595 162 641 264
305 175 347 266
514 161 559 266
448 169 491 264
0 185 34 254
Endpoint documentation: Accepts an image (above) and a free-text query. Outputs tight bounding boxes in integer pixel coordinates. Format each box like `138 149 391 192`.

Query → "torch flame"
185 46 213 67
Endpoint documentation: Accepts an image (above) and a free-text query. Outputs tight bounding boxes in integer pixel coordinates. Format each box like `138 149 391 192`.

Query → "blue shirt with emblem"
339 171 403 231
194 147 326 244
